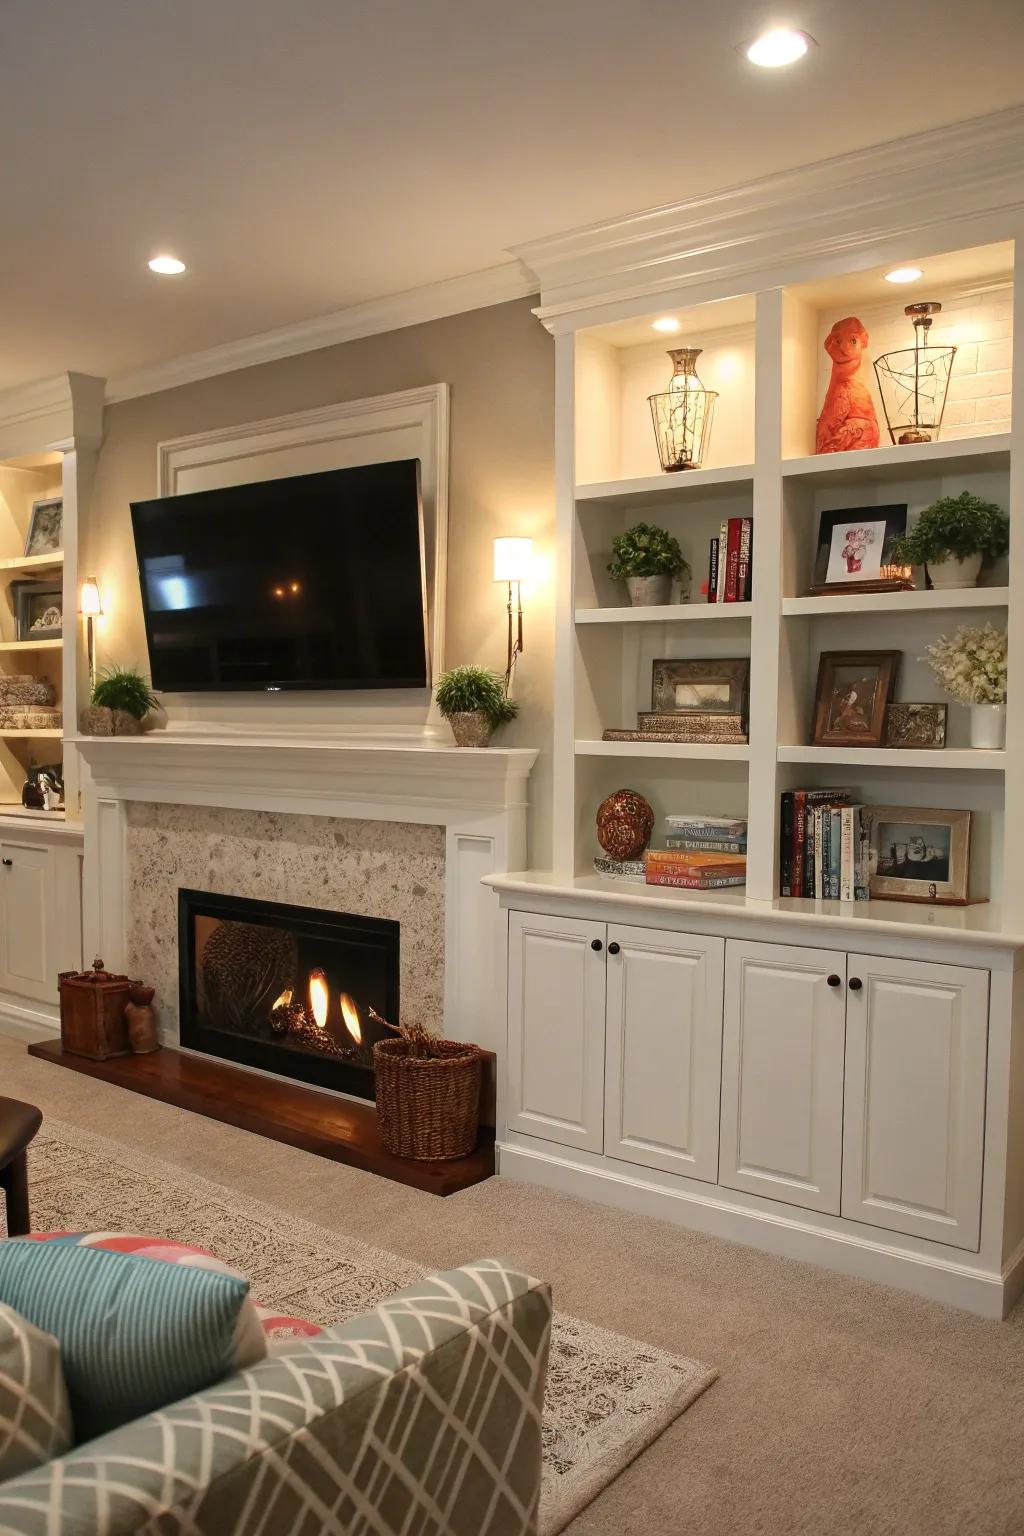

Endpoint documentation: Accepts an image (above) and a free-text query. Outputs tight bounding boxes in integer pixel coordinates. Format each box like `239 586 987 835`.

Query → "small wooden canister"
58 957 133 1060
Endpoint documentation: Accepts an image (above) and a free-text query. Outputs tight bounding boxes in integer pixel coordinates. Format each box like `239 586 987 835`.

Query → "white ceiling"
1 0 1022 395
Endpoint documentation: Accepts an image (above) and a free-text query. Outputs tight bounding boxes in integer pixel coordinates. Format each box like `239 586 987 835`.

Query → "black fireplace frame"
178 888 400 1100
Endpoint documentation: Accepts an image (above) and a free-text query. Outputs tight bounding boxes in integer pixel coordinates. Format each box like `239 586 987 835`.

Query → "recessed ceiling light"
884 266 924 284
745 28 812 67
652 317 680 333
148 254 186 275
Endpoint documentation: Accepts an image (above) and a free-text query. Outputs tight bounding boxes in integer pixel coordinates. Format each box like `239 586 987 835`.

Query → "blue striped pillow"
0 1239 251 1441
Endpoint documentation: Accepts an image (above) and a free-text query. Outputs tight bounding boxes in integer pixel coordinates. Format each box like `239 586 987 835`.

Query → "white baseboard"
0 995 59 1043
498 1141 1009 1320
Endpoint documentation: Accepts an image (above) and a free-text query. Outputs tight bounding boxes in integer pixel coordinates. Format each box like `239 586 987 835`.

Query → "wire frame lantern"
648 348 718 472
873 302 957 445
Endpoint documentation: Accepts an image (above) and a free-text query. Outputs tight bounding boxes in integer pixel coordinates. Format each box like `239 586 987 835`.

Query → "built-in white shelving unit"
550 232 1021 925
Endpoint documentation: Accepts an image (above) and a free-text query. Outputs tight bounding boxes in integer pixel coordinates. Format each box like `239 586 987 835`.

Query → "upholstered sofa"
0 1258 551 1536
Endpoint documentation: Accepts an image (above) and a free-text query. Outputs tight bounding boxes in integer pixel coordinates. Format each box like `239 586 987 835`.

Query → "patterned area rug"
24 1121 716 1535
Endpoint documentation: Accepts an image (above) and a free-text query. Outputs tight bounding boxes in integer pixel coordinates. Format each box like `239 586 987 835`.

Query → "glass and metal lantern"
648 347 717 472
873 302 957 445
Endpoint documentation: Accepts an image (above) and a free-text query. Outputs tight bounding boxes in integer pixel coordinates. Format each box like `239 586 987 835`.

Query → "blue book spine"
827 809 842 899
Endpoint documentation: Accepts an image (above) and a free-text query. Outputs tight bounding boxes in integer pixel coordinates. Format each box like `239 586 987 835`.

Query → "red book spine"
724 518 741 602
792 791 807 898
736 518 752 602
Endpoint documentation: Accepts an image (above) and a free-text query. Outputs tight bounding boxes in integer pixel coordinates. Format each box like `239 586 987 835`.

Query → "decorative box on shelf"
58 958 134 1060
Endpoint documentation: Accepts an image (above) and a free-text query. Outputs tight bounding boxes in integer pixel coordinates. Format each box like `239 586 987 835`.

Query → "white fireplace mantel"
74 729 537 1055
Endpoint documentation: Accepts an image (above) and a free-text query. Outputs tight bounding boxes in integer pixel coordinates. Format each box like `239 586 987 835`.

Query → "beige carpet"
3 1036 1024 1534
23 1117 715 1535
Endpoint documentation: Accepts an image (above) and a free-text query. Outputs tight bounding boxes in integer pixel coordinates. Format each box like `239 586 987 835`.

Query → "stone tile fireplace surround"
74 730 536 1066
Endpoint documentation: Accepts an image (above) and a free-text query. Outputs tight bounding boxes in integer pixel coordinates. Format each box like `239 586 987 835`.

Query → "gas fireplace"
178 889 400 1101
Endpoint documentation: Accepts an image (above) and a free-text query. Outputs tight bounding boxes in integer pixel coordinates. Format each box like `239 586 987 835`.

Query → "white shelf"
782 434 1010 485
576 738 750 761
576 602 752 625
0 550 64 577
575 464 755 507
778 745 1005 772
0 638 63 653
782 587 1009 617
0 728 63 740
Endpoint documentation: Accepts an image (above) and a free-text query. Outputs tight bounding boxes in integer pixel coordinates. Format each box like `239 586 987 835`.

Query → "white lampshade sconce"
79 576 103 692
493 537 533 693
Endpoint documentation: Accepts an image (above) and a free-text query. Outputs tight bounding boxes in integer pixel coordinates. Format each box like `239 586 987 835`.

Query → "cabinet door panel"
507 910 606 1151
604 925 724 1181
720 938 846 1213
842 954 988 1251
0 842 55 1003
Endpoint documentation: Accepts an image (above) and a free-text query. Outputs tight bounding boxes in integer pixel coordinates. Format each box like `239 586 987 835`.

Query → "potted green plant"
80 666 158 736
435 665 518 748
890 491 1009 590
607 522 689 606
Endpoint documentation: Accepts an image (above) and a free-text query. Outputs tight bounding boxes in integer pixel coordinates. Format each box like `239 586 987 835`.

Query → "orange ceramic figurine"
815 316 880 454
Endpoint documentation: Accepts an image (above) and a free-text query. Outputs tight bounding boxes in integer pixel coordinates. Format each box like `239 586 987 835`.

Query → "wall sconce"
79 576 103 693
493 537 533 693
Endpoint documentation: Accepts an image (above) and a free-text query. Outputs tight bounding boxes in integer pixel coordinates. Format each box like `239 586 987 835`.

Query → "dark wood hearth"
27 1040 495 1197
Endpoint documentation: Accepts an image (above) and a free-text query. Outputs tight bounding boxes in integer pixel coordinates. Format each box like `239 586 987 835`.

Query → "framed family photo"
810 505 910 595
862 805 972 905
24 497 63 558
812 650 900 747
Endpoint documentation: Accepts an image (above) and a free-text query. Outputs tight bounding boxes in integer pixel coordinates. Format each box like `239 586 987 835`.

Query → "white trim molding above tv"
156 384 449 691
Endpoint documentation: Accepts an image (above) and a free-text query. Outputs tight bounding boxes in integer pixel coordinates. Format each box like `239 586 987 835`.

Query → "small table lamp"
79 576 103 694
493 538 533 693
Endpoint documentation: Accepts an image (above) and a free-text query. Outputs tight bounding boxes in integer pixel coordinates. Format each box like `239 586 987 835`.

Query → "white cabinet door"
507 910 607 1152
0 841 56 1003
842 954 988 1251
720 938 847 1214
604 924 724 1182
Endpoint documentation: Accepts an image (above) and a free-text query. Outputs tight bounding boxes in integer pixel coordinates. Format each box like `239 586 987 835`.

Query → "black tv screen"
130 460 429 692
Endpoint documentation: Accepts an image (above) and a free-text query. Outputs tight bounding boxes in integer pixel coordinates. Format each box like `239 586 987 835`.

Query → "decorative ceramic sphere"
596 789 655 861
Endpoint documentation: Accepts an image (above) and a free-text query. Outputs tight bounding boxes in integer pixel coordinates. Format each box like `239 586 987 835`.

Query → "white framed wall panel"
720 937 847 1214
604 923 723 1181
842 953 989 1251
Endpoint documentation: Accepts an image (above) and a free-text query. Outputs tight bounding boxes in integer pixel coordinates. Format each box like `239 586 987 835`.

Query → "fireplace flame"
308 969 329 1030
339 992 362 1045
271 988 293 1011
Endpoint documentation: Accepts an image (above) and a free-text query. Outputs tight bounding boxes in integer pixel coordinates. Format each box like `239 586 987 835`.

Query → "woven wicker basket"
373 1038 482 1161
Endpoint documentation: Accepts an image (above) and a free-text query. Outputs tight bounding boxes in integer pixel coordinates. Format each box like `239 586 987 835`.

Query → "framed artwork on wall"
811 650 900 747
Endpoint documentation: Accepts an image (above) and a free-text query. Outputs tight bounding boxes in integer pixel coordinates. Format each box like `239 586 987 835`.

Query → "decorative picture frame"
24 497 63 558
862 805 972 905
14 582 63 641
811 650 900 747
884 702 948 749
651 657 749 717
810 505 911 596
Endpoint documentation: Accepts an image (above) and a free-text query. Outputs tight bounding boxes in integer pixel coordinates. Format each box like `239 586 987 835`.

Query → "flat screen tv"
130 460 429 692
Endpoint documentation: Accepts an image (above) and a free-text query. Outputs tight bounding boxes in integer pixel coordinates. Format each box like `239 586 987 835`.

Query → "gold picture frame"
862 805 972 905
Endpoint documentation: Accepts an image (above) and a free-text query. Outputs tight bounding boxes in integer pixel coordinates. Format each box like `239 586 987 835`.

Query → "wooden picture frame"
884 702 948 749
811 650 900 747
651 657 749 717
862 805 972 905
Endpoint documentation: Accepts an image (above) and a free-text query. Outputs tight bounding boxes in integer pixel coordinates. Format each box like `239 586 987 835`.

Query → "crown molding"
0 371 105 459
512 107 1024 329
106 261 536 405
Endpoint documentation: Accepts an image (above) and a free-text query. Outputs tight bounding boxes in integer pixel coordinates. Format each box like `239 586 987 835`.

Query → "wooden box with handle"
58 957 134 1060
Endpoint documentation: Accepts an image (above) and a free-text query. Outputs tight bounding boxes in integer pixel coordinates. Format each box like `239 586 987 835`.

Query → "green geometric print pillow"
0 1240 252 1441
0 1302 72 1480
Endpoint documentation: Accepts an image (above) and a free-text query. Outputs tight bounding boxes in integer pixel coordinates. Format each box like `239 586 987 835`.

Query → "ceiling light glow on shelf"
884 267 923 284
652 317 681 333
745 28 811 67
148 255 186 275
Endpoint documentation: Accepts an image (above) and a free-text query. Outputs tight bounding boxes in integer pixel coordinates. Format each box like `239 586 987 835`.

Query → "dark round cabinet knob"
591 938 603 952
826 974 841 988
1 858 11 868
607 942 621 955
848 976 863 991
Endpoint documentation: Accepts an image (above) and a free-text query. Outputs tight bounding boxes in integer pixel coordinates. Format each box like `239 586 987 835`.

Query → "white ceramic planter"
969 704 1006 750
625 574 673 606
927 554 983 590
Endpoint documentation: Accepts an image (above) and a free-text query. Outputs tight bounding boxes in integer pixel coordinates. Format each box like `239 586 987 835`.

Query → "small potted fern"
890 492 1009 590
80 666 158 736
435 665 518 747
607 522 689 606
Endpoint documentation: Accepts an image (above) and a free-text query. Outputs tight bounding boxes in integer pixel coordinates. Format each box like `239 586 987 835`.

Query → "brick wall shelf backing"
27 1039 496 1196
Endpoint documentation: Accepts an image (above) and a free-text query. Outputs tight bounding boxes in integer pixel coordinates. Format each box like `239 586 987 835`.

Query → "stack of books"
647 814 748 889
779 789 868 900
708 517 753 604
